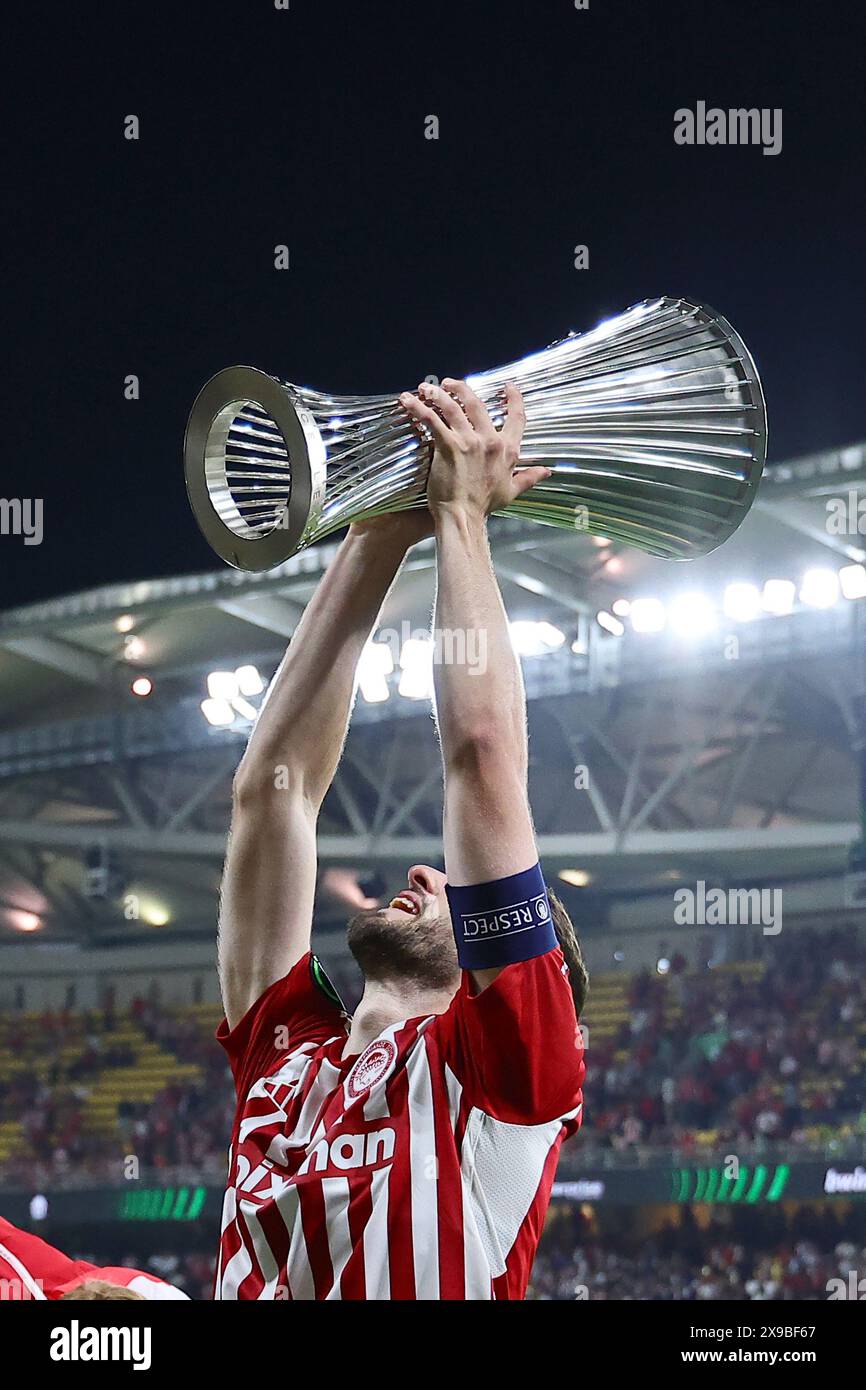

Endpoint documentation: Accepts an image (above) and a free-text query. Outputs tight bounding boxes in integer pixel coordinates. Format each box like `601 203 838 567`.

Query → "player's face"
346 864 459 990
385 864 449 927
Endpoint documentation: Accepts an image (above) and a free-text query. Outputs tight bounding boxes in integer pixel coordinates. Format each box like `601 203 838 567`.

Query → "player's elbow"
232 757 269 810
490 1059 584 1126
444 726 513 777
231 752 308 814
444 730 526 803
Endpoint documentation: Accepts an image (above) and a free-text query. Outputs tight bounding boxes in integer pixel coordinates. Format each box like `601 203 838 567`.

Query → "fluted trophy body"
184 297 766 571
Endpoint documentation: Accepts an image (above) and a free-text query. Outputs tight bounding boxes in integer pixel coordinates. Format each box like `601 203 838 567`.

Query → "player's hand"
399 379 550 524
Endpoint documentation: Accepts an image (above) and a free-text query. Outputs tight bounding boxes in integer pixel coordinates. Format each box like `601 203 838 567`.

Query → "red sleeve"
216 952 347 1103
0 1217 94 1299
429 947 585 1125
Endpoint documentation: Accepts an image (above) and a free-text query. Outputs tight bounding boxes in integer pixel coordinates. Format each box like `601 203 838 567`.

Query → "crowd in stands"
583 926 866 1158
0 1003 232 1186
0 926 864 1185
527 1205 866 1301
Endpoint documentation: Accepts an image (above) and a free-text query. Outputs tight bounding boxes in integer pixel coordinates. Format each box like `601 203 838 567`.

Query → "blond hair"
59 1279 145 1301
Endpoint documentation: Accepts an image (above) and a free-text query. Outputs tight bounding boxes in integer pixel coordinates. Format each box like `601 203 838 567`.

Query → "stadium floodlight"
667 591 717 639
761 579 796 616
230 696 259 722
235 664 265 696
839 563 866 600
629 597 666 634
596 610 625 637
7 908 42 933
559 868 592 887
207 670 239 701
357 641 393 703
140 900 171 928
130 675 153 698
115 614 135 633
799 567 839 609
124 635 146 661
201 697 235 727
723 582 762 622
539 622 566 649
398 637 434 700
507 571 548 596
509 621 566 656
611 597 631 618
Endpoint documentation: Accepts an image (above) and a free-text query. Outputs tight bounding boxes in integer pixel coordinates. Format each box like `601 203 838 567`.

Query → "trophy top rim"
183 365 325 572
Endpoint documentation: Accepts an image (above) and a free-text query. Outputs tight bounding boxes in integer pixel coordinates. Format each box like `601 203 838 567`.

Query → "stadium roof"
1 441 864 945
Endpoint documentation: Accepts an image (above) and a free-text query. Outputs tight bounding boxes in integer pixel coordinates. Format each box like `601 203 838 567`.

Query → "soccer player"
0 1215 189 1299
215 379 587 1300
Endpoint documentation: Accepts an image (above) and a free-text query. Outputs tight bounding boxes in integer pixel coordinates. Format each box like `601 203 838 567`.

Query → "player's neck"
344 978 454 1057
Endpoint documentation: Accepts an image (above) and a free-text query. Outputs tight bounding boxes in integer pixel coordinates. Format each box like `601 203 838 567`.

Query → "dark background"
4 0 865 609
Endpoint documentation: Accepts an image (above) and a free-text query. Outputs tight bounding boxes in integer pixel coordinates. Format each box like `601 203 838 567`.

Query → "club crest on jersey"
347 1038 397 1098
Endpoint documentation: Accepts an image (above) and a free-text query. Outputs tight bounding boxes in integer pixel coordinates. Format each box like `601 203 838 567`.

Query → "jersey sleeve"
216 952 347 1103
429 947 585 1126
0 1216 190 1301
0 1217 92 1299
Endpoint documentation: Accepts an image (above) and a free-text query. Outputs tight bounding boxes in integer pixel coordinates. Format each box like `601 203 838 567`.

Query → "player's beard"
346 906 460 992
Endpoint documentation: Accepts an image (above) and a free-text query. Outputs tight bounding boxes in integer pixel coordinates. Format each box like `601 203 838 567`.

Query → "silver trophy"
184 296 766 570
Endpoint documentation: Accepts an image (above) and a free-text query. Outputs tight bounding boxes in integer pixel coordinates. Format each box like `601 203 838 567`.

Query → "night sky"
5 0 865 610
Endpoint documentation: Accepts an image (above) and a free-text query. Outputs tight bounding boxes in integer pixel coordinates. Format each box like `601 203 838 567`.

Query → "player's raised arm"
218 511 430 1029
400 380 552 991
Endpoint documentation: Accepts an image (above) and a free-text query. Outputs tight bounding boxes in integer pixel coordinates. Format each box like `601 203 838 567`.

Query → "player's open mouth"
388 891 423 916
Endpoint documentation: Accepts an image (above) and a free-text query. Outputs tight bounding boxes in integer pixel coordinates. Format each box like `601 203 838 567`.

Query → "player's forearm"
235 529 407 806
433 506 527 777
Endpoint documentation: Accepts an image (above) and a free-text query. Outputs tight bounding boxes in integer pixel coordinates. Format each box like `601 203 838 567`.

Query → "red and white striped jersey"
0 1217 189 1300
216 948 584 1300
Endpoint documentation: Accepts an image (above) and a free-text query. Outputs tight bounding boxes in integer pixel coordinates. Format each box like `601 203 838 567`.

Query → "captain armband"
445 862 557 971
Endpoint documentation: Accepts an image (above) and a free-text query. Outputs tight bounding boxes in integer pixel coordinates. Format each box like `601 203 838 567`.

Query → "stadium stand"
2 925 863 1185
528 1203 866 1300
